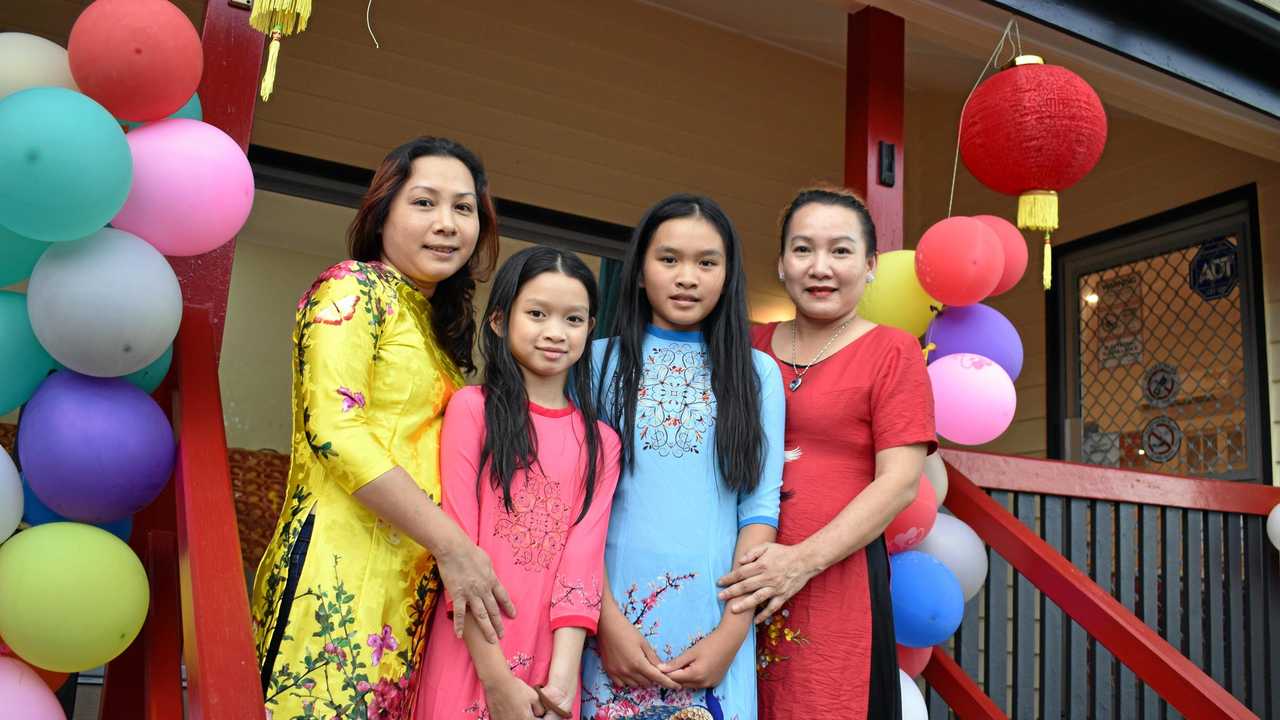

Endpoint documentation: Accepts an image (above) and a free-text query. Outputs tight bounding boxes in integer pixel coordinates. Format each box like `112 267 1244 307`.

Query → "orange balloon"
0 634 69 691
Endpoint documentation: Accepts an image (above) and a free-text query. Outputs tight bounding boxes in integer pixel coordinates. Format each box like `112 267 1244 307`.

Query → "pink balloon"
0 657 64 720
928 353 1017 445
897 643 932 678
112 119 254 257
886 474 937 554
974 215 1027 297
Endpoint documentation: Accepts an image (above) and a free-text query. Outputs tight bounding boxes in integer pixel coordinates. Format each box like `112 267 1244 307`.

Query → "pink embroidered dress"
414 385 622 719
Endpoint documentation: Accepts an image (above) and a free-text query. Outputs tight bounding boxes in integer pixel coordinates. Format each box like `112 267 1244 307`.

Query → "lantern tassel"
1043 236 1052 290
260 32 282 102
1018 190 1058 290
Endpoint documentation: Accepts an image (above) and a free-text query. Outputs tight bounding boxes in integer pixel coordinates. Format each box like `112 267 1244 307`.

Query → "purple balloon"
926 303 1023 381
18 370 174 523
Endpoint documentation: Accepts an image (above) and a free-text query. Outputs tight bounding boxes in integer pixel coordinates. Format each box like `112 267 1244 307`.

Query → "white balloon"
916 513 988 602
0 33 77 100
900 669 928 720
27 228 182 377
1268 504 1280 551
0 447 21 542
924 452 948 507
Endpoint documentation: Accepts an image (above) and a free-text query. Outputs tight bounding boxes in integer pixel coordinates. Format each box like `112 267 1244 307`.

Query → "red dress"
750 323 936 720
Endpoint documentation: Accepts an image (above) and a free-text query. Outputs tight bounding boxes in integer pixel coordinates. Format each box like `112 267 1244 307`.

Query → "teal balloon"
123 345 172 394
0 291 56 415
0 87 132 242
120 93 201 131
0 224 51 287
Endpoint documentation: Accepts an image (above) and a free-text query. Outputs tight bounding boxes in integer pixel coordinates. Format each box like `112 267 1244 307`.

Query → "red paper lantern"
68 0 203 122
915 217 1004 307
974 215 1027 296
960 56 1107 288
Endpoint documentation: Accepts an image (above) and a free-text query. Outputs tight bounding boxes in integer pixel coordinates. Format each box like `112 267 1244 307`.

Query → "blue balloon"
0 87 132 242
0 223 51 287
891 550 965 648
123 345 173 394
0 291 57 415
120 93 202 130
20 474 133 541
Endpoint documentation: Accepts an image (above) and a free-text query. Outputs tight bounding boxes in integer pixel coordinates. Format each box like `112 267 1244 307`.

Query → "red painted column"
167 0 265 357
845 7 905 252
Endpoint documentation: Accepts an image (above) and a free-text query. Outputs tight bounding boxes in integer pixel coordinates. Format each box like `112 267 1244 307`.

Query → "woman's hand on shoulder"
716 541 819 623
436 535 517 642
596 600 681 690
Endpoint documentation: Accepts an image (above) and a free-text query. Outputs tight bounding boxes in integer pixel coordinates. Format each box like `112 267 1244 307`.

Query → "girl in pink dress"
415 247 622 720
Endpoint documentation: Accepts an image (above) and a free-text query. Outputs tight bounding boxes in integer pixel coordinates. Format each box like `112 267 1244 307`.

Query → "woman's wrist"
796 538 828 576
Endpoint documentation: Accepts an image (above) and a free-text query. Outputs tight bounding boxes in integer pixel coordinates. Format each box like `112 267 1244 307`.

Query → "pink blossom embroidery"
338 387 366 413
367 675 411 720
367 624 399 665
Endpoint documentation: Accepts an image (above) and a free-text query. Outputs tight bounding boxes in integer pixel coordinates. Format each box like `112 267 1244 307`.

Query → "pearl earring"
866 272 876 283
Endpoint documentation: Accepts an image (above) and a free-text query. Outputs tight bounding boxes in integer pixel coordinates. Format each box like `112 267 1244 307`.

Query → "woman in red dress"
718 187 936 719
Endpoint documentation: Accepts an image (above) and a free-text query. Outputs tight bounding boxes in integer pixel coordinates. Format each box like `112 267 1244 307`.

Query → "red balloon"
897 643 933 678
68 0 203 122
914 217 1003 307
886 474 938 554
974 215 1027 297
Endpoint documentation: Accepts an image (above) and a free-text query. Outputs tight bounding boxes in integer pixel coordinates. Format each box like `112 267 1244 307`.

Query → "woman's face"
379 155 480 294
642 216 727 332
778 203 875 322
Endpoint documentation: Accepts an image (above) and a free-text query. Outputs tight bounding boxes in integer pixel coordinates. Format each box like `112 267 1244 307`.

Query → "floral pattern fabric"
251 260 462 720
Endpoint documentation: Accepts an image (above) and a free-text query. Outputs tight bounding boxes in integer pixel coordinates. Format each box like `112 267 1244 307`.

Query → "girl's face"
642 216 727 332
379 155 480 295
778 203 876 322
500 271 593 382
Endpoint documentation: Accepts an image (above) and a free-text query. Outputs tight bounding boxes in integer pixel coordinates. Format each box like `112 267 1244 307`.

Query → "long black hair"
778 186 877 256
596 193 764 493
478 246 602 523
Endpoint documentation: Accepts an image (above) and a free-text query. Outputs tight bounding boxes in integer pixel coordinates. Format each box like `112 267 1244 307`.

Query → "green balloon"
0 523 150 672
120 93 202 130
123 344 173 393
0 291 56 414
0 223 51 287
0 87 132 242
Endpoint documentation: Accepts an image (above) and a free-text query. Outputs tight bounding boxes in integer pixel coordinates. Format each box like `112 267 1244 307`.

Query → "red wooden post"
167 0 265 356
845 7 905 252
143 531 185 720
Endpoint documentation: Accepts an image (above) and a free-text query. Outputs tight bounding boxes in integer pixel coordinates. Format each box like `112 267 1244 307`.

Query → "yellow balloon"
858 250 938 337
0 523 149 673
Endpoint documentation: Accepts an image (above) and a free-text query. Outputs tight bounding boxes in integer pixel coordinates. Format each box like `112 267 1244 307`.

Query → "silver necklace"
787 318 852 391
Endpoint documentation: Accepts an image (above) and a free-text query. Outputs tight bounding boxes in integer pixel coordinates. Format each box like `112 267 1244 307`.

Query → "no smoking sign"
1142 416 1182 463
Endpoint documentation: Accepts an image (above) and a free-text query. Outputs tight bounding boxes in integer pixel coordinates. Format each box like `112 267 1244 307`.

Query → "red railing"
922 449 1280 719
100 307 260 719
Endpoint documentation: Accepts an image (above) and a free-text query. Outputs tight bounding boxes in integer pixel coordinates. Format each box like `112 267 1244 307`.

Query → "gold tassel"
1043 236 1052 290
1018 190 1058 291
260 32 282 102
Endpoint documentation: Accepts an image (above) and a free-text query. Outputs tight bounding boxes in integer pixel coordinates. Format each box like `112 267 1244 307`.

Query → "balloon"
0 449 19 542
1268 504 1279 551
858 250 939 337
929 353 1017 445
0 637 69 692
891 550 964 648
927 303 1024 381
0 33 77 100
19 371 175 524
886 475 937 554
21 474 133 542
974 215 1027 297
0 291 58 415
917 513 989 602
0 657 63 720
923 452 948 507
915 217 1003 307
0 87 132 242
113 119 255 257
27 228 181 377
900 668 928 719
897 644 932 679
121 92 202 130
0 224 51 287
0 523 150 672
68 0 203 122
123 345 173 394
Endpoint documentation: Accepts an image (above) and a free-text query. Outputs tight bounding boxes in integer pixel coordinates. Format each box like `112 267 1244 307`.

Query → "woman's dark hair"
597 193 764 493
777 186 877 256
347 136 500 375
478 246 602 523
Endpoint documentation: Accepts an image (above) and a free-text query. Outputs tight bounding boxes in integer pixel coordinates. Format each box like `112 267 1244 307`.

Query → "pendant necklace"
788 317 853 392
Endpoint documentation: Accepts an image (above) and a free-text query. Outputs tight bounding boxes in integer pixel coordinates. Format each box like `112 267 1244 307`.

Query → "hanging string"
946 19 1023 218
366 0 381 49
